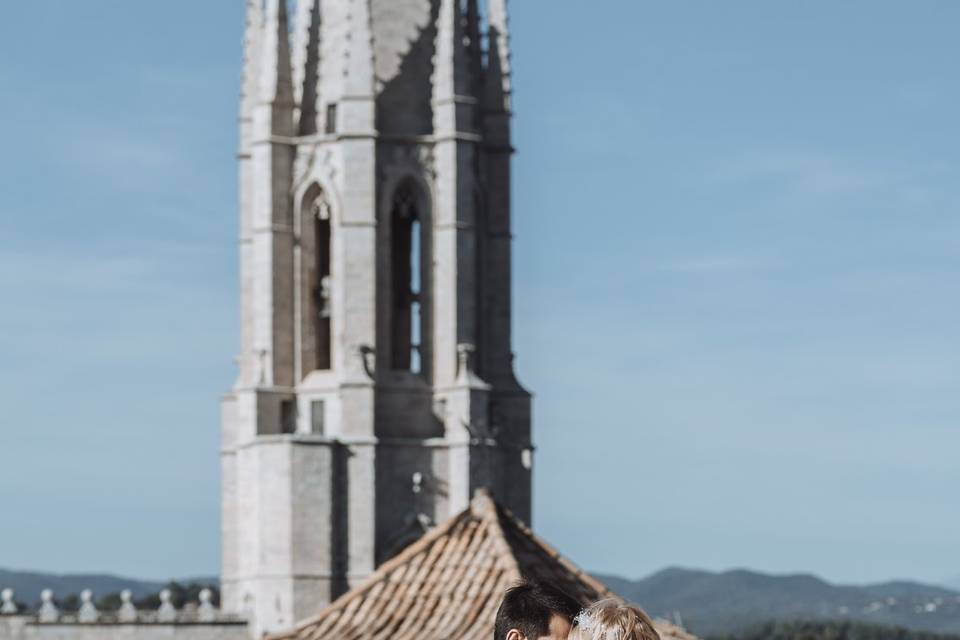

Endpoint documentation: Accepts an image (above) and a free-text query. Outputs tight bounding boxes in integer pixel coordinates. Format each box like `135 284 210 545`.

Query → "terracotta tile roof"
269 490 696 640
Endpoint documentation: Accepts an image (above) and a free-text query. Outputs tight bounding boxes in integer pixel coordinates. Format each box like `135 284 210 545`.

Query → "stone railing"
0 587 238 625
0 591 15 616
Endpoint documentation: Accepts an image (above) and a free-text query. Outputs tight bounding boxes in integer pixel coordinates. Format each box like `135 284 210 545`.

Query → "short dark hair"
494 581 582 640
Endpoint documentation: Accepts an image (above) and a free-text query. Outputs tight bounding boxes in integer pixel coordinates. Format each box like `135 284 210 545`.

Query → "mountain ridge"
596 567 960 636
3 565 959 635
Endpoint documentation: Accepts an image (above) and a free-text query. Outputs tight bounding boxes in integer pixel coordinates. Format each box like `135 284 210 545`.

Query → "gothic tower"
220 0 530 635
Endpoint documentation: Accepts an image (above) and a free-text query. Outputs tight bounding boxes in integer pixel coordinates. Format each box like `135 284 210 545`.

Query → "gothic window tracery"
390 181 427 374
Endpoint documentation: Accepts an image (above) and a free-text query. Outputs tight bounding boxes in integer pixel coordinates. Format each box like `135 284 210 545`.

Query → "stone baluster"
78 589 99 623
157 589 177 623
117 589 138 623
38 589 59 623
197 589 216 623
0 588 16 615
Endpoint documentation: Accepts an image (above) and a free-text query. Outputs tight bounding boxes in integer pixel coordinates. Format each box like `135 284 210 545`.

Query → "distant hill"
712 619 960 640
0 569 217 606
597 568 960 637
5 565 959 634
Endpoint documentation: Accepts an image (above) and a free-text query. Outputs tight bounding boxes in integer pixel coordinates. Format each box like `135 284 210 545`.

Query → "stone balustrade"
0 587 233 625
0 591 16 616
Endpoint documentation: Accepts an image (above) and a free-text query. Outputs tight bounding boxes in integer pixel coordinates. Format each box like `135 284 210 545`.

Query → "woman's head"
569 599 661 640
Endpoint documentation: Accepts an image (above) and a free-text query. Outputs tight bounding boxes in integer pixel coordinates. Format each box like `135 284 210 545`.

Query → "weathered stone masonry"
220 0 530 637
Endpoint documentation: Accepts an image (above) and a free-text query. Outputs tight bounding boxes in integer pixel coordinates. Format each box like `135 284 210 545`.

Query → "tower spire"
238 0 264 391
485 0 512 115
291 0 313 103
334 0 375 136
292 0 322 135
344 0 375 100
433 0 473 115
466 0 483 100
432 0 480 387
240 0 263 145
257 0 295 137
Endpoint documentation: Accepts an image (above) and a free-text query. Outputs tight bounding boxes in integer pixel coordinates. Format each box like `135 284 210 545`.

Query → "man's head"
494 581 583 640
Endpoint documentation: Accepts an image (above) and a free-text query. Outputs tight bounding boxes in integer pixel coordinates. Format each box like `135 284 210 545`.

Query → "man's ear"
505 629 525 640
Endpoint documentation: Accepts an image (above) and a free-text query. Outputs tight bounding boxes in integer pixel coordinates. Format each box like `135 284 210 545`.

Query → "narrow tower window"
325 103 338 135
311 193 332 370
280 400 297 435
391 182 424 373
410 219 422 374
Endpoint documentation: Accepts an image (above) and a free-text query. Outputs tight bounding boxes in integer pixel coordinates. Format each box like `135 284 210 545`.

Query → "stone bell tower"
220 0 530 635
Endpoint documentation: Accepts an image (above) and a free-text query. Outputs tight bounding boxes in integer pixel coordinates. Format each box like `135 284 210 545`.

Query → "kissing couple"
495 581 661 640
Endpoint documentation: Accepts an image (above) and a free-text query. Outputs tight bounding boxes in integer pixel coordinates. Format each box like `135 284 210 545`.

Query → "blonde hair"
569 599 661 640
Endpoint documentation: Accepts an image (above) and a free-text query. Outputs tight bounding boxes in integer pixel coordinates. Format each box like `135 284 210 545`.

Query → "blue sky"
1 1 958 586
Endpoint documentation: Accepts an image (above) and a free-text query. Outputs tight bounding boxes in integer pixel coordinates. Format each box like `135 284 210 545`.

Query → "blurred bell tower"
220 0 531 636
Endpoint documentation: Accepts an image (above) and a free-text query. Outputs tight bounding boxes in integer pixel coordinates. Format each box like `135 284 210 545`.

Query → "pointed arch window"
309 191 332 371
391 181 427 374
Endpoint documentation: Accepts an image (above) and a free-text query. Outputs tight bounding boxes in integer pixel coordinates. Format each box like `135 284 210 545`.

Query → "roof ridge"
266 505 476 639
495 501 619 601
474 491 524 584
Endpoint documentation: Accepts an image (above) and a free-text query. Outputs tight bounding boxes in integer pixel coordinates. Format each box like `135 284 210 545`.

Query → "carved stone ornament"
380 144 436 186
294 145 336 193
